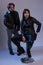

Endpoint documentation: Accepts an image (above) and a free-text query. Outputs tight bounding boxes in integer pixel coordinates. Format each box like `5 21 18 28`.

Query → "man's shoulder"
14 11 19 15
4 11 10 16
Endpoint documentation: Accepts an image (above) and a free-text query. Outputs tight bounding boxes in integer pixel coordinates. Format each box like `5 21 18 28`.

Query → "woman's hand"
22 36 26 42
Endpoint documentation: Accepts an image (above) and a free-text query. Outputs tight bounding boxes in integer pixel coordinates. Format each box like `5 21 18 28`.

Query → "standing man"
4 3 25 55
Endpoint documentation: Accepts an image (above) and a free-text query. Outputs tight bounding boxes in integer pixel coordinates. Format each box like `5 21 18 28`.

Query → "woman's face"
24 11 30 20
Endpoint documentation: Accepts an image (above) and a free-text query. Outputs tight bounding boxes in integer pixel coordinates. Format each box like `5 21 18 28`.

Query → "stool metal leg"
21 43 34 63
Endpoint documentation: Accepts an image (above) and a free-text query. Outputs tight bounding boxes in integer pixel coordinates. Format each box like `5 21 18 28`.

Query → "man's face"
9 5 15 11
24 11 30 19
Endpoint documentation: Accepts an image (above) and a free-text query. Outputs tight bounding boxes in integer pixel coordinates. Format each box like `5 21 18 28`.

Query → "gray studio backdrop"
0 0 43 49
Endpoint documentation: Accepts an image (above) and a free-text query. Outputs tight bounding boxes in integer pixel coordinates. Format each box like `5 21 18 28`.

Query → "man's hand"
18 31 21 34
35 32 38 35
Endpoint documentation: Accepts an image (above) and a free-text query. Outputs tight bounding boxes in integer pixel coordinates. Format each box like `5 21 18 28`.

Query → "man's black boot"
9 49 14 55
10 51 14 55
17 47 25 56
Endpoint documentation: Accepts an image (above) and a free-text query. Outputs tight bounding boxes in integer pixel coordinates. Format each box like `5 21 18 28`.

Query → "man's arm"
16 12 20 31
4 12 13 29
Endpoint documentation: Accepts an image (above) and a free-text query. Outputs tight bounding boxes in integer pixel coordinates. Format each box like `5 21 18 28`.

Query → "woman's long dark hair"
22 9 30 21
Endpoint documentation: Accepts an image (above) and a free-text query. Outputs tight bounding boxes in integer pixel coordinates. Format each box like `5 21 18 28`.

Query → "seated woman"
21 9 41 58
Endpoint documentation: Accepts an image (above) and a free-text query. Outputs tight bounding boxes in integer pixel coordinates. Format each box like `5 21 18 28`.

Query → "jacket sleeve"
21 21 24 36
16 12 20 31
4 13 13 29
33 17 41 33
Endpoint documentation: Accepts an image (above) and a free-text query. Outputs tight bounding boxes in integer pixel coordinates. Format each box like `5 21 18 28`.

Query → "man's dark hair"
7 3 15 10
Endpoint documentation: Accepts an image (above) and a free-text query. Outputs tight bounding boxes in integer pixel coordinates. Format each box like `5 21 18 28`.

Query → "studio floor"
0 46 43 65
